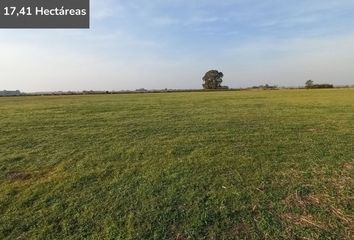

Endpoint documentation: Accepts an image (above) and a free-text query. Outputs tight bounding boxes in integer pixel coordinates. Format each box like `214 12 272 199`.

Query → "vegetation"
0 89 353 239
251 84 278 90
308 84 334 89
305 80 334 89
202 70 226 89
305 80 314 88
0 90 21 97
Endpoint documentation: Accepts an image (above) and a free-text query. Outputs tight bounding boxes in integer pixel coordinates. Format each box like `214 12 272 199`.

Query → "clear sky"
1 0 354 92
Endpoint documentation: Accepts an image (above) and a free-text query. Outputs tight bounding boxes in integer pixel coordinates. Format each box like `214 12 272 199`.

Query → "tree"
305 80 314 88
202 70 224 89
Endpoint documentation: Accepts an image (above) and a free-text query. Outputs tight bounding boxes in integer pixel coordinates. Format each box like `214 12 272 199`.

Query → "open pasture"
0 89 353 239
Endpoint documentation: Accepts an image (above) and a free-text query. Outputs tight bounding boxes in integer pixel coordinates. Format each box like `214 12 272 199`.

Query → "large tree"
202 70 224 89
305 80 314 88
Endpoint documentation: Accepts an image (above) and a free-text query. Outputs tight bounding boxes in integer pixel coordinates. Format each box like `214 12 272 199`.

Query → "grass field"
0 89 353 239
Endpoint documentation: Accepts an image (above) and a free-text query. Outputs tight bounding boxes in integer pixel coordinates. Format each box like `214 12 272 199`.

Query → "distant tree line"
201 70 338 90
305 80 334 89
0 90 21 96
0 75 343 98
251 84 278 90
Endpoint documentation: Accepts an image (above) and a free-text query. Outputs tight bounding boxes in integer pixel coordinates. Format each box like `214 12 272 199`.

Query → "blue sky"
1 0 354 91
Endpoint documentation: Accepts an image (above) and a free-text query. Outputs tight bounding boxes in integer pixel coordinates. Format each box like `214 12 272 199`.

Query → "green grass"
0 89 353 239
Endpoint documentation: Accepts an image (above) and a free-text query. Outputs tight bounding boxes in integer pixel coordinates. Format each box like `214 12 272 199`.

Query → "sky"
1 0 354 92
